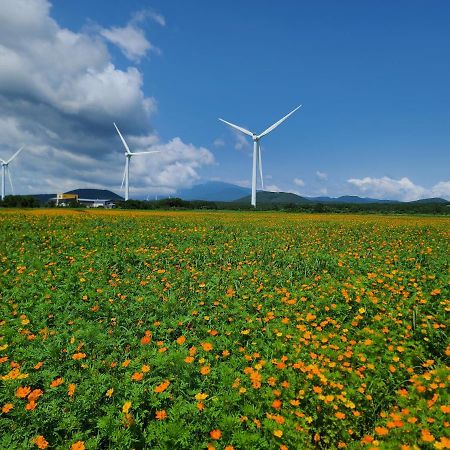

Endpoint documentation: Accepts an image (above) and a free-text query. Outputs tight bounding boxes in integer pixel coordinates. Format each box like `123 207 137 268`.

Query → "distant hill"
235 191 311 204
409 197 449 204
32 194 55 204
66 189 123 200
306 195 399 204
177 181 251 202
32 189 123 204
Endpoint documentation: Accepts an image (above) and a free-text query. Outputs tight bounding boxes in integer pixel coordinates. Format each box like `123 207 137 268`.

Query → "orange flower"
273 429 283 438
106 388 114 398
16 386 31 398
176 336 186 345
141 365 150 373
441 405 450 413
33 435 49 449
197 402 205 411
200 366 211 375
71 441 85 450
155 410 167 420
131 372 144 381
210 429 222 440
421 429 435 443
335 412 346 420
272 399 282 409
26 401 37 411
72 352 86 360
375 426 389 436
2 403 13 413
50 377 64 388
201 342 213 351
34 361 43 370
68 384 76 397
184 356 194 363
154 380 170 393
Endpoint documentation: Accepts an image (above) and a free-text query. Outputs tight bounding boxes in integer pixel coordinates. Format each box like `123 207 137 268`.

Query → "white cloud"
100 8 165 62
234 132 250 150
131 10 166 27
100 26 158 62
431 181 450 199
316 171 328 181
293 178 305 187
347 176 450 201
213 138 225 148
0 0 212 196
266 184 281 192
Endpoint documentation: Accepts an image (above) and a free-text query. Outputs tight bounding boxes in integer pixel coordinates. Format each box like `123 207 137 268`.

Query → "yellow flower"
195 392 208 401
122 401 132 414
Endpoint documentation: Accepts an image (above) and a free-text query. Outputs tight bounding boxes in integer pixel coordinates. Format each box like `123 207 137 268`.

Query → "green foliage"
0 210 448 449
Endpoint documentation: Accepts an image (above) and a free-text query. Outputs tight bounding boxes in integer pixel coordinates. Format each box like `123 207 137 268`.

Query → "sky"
0 0 449 201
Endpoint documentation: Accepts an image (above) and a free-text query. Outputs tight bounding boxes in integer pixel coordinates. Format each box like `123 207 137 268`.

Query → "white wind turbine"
114 123 160 201
1 146 24 200
219 105 301 207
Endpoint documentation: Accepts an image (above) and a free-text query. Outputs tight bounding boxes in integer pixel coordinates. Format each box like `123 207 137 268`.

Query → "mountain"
234 191 311 204
409 197 449 204
306 195 399 204
177 181 251 202
66 189 123 200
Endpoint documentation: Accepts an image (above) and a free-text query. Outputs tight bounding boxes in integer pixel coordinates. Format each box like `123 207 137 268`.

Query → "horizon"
0 0 449 201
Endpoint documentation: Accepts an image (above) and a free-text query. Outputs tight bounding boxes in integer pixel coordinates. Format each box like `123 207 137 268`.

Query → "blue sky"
1 0 449 199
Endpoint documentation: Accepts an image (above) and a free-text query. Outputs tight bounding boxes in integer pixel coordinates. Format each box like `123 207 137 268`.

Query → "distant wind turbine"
0 146 24 200
114 123 160 201
219 105 301 207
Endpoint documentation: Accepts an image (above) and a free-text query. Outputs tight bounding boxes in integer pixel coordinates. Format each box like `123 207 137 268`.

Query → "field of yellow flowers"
0 209 449 449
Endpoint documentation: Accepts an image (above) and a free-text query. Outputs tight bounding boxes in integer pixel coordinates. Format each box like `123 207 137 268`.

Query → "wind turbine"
113 123 160 201
0 146 24 200
219 105 301 207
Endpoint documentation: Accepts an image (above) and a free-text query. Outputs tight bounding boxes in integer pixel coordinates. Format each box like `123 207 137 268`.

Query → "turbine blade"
218 118 254 137
258 145 264 189
120 163 126 190
113 122 132 154
6 146 24 164
7 168 14 194
257 105 302 139
129 151 161 156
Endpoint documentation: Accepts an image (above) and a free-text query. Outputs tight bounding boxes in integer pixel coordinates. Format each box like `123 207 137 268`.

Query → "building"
53 193 116 208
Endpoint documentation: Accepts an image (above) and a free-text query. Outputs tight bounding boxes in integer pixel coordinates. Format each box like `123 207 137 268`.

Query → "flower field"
0 209 449 449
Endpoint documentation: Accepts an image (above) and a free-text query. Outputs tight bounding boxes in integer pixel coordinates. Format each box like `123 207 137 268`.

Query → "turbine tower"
0 146 24 200
219 105 301 207
114 123 160 201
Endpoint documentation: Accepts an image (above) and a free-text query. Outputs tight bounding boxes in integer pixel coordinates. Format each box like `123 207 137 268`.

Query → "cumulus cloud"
266 184 281 192
0 0 213 196
431 181 450 199
100 10 164 62
316 171 328 181
347 176 450 201
293 178 305 187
